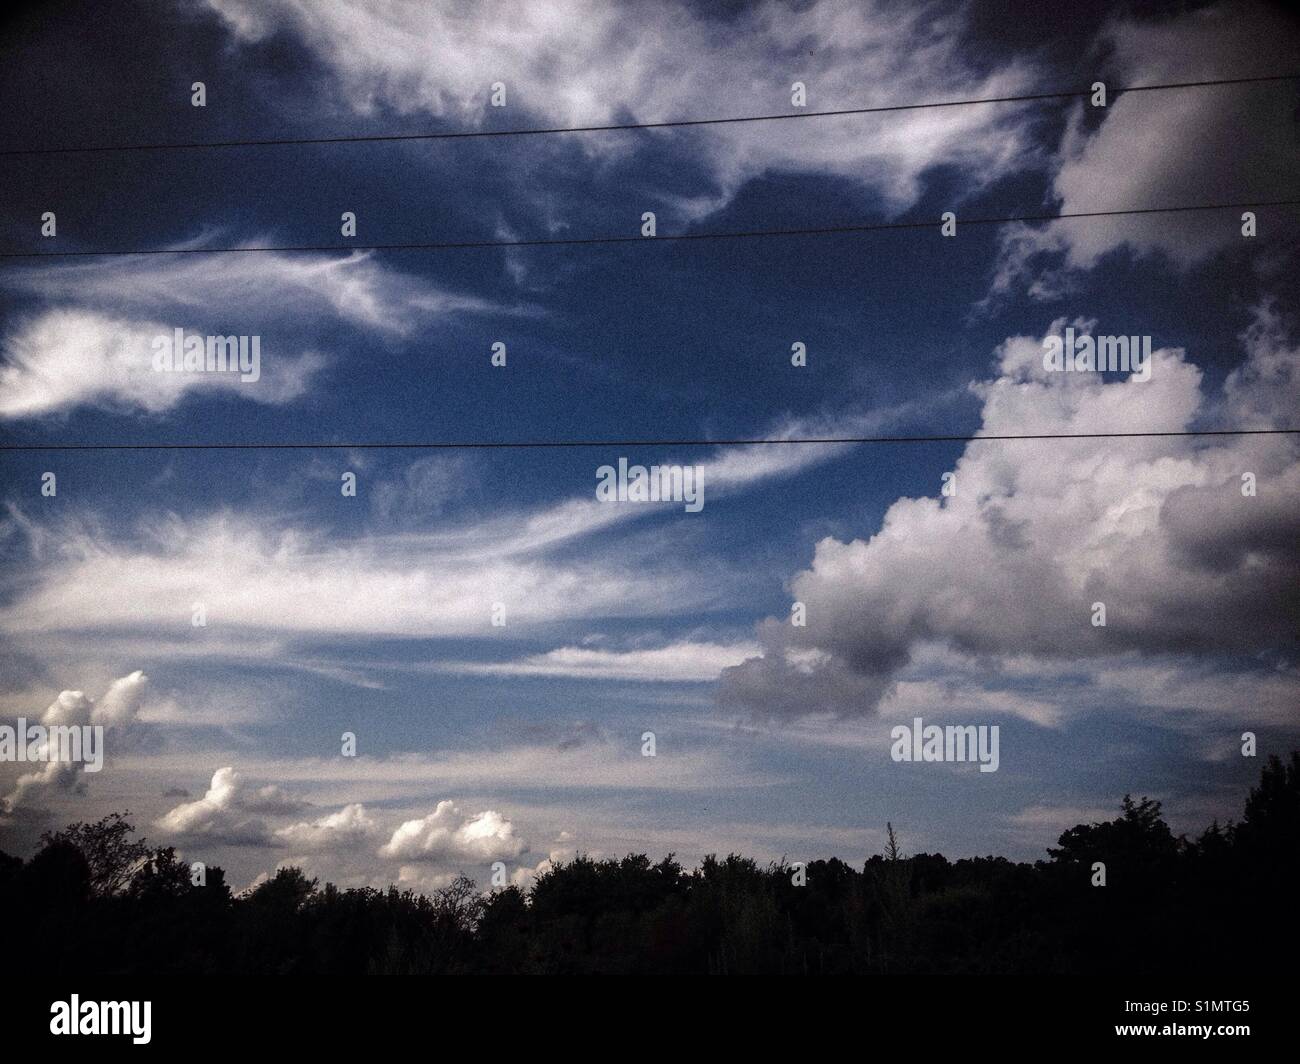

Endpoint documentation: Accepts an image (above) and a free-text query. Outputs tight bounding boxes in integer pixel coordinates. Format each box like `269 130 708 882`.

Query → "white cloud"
116 735 778 799
157 766 305 845
508 846 573 890
0 240 523 419
720 306 1300 720
0 409 879 648
0 759 86 818
0 308 322 419
0 509 711 640
3 245 502 335
434 639 761 682
201 0 1038 217
0 670 153 816
275 803 378 851
379 800 525 863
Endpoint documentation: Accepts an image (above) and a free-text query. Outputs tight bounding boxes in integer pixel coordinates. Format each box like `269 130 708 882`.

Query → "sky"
0 0 1297 895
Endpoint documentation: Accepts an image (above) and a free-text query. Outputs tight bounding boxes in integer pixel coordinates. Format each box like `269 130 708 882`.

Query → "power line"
2 198 1295 261
3 428 1294 452
2 73 1297 157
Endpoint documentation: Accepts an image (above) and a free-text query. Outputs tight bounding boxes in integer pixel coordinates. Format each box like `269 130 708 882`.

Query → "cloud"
434 639 761 682
0 240 521 419
1009 804 1116 837
370 454 475 525
0 670 153 816
0 509 711 640
987 2 1300 299
379 800 525 863
112 730 778 807
37 670 152 729
156 766 305 845
508 847 573 890
0 308 322 419
719 306 1300 720
275 803 378 852
0 759 87 818
0 409 876 649
2 245 501 335
201 0 1039 217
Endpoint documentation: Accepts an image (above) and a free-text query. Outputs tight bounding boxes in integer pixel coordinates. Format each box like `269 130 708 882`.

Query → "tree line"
2 752 1295 974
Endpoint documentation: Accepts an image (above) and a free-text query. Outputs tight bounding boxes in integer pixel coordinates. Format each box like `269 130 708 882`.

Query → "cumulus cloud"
379 801 525 865
275 803 378 852
988 2 1300 299
0 670 153 816
157 766 306 845
0 759 87 818
720 305 1300 720
508 846 575 890
201 0 1038 217
38 670 150 728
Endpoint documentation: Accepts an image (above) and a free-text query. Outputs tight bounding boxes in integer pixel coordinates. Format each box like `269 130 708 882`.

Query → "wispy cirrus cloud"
200 0 1040 218
0 308 323 419
431 639 762 683
0 240 522 419
0 407 902 651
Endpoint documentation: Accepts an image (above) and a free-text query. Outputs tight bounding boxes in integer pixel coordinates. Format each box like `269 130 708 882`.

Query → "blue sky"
1 0 1297 892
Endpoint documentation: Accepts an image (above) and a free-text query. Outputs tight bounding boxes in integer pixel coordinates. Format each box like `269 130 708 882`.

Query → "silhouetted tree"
40 811 151 896
4 754 1296 975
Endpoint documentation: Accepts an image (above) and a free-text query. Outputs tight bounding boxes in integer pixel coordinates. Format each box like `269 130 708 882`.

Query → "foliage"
3 755 1296 975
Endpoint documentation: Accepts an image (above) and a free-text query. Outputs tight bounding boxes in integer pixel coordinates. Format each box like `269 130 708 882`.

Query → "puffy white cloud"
201 0 1038 217
0 671 153 815
508 846 574 890
720 306 1300 720
275 803 378 852
379 800 525 863
157 766 305 845
40 670 151 728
